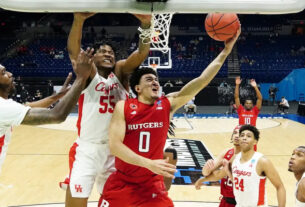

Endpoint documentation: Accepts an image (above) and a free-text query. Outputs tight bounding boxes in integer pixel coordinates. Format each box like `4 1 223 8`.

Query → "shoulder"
222 148 234 158
257 155 272 172
114 60 126 75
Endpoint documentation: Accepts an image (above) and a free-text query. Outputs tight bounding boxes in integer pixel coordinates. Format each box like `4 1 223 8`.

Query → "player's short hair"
244 98 253 103
92 41 116 54
297 146 305 150
129 67 158 97
239 125 260 141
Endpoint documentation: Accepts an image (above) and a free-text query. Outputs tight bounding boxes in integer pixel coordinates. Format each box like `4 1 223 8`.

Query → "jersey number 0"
139 131 150 152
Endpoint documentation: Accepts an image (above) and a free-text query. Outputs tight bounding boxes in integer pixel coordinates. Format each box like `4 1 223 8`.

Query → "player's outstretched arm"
67 13 95 61
259 157 286 207
202 149 227 176
21 48 94 125
116 14 151 75
109 101 176 178
250 79 262 110
195 168 227 190
234 76 241 108
25 73 72 108
168 28 241 113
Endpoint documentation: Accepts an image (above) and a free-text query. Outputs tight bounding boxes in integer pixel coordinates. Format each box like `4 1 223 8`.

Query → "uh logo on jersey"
95 81 119 95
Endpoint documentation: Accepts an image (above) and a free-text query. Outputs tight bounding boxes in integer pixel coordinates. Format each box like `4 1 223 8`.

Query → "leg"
163 148 178 191
64 142 98 207
98 173 132 207
65 186 88 207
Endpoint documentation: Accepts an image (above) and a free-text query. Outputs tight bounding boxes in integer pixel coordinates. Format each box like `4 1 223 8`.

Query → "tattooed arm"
21 49 94 125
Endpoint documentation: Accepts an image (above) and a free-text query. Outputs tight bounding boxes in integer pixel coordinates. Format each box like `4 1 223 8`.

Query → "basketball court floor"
0 111 303 207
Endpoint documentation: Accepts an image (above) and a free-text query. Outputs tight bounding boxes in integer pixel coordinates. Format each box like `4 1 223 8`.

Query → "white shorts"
68 139 115 198
0 144 9 174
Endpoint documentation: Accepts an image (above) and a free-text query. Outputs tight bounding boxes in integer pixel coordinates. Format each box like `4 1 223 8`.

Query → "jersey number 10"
244 117 251 125
139 131 150 152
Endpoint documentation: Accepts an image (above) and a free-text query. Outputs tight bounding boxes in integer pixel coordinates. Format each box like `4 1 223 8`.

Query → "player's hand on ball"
72 47 95 80
202 159 215 176
235 76 242 85
147 157 176 179
224 26 241 51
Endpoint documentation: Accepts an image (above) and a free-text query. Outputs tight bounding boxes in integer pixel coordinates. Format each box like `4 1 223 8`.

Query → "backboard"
142 48 172 69
0 0 304 14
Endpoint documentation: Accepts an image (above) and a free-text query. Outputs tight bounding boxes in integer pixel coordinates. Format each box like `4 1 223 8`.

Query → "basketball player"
223 125 286 207
98 28 241 207
0 49 94 174
62 13 153 207
195 125 242 207
288 146 305 206
234 77 262 126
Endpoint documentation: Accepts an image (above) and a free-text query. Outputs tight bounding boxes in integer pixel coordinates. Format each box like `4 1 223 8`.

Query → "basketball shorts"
99 171 174 207
219 197 236 207
0 144 8 174
67 138 116 198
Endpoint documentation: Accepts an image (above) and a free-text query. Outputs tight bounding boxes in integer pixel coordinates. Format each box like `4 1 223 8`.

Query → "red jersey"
220 148 235 198
115 96 171 178
237 105 259 126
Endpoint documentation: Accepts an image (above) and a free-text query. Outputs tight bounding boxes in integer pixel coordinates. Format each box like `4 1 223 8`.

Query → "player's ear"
135 85 140 93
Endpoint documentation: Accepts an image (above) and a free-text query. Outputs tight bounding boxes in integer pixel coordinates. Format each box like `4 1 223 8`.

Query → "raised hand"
56 72 72 98
235 76 242 85
224 26 241 52
202 159 215 176
250 79 257 88
72 48 95 80
74 12 96 21
133 14 152 28
146 157 176 179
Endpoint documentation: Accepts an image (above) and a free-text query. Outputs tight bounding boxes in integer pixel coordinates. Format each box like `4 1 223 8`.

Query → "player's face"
231 128 240 146
239 130 257 152
288 147 305 173
0 65 15 95
137 73 160 100
94 45 115 69
244 100 253 110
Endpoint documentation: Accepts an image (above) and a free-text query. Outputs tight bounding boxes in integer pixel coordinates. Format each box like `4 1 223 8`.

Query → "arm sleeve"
0 99 30 126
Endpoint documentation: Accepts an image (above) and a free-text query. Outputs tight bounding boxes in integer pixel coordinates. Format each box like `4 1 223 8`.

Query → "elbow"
53 112 68 123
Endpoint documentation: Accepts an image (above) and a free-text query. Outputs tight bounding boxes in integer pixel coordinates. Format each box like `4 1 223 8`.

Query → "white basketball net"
139 13 173 53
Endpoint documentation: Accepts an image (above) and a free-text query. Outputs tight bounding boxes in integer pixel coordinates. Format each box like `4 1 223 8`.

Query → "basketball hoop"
139 13 174 53
149 63 158 70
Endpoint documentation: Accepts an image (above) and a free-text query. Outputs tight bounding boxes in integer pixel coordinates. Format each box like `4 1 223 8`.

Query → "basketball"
205 13 240 41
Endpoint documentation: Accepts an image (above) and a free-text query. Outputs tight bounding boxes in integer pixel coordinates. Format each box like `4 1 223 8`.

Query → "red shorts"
98 171 174 207
219 197 236 207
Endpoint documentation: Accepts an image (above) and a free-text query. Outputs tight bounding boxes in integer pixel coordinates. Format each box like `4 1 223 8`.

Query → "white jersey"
0 97 30 173
232 152 267 207
77 72 128 144
296 172 305 207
